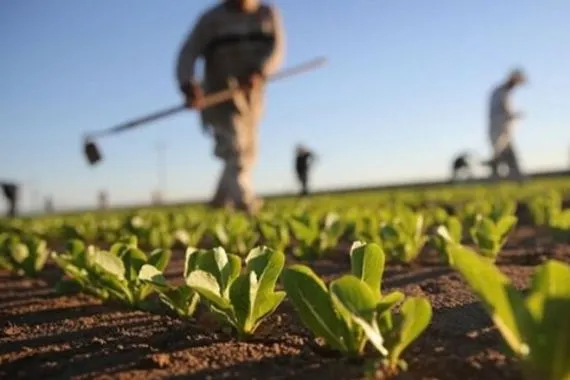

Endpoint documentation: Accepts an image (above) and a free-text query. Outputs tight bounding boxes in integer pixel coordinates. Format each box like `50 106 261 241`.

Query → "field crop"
1 177 570 379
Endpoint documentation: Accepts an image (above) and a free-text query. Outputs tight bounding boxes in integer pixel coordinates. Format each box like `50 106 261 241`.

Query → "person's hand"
239 69 266 90
180 82 205 109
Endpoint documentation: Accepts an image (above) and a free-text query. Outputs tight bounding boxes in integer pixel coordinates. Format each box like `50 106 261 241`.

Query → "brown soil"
1 226 569 380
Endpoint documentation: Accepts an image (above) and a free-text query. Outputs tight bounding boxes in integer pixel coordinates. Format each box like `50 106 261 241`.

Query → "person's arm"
259 5 285 77
175 12 211 93
501 90 522 121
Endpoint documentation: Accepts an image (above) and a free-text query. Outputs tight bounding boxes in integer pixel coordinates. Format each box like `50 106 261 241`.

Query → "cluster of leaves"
442 239 570 380
283 242 432 373
51 237 171 308
0 232 49 277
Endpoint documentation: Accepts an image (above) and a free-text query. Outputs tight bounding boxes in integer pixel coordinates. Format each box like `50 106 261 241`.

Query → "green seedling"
185 246 285 338
52 237 171 308
379 208 428 264
0 233 49 277
469 213 517 260
447 243 570 380
282 242 432 373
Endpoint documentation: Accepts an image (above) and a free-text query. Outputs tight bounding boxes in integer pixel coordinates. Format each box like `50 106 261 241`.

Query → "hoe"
83 57 327 166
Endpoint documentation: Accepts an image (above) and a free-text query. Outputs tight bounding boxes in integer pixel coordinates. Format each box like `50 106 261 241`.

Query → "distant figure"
152 191 162 206
1 182 19 217
450 152 474 181
295 145 316 196
44 196 54 214
175 0 285 214
98 191 108 210
488 69 526 180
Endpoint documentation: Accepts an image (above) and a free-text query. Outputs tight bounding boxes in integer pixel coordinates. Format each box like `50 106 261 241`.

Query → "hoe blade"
84 139 102 165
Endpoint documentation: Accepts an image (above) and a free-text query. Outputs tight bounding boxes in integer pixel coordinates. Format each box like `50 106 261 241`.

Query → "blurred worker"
450 152 474 182
44 196 54 214
488 69 526 180
295 144 316 196
98 190 109 210
1 182 19 218
175 0 285 214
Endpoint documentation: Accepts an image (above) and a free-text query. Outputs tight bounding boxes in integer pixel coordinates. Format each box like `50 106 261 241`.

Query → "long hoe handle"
86 57 327 139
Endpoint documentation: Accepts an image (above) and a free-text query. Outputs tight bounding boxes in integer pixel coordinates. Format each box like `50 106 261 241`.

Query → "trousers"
489 120 522 179
208 109 259 209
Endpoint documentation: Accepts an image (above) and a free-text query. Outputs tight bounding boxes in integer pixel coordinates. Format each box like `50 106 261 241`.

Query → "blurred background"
1 0 569 214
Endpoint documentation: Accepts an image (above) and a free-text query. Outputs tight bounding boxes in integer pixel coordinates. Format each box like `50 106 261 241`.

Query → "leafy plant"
213 216 260 256
447 243 570 380
282 242 432 373
379 208 428 263
185 246 285 338
431 216 462 265
52 237 171 308
0 233 49 277
469 213 517 260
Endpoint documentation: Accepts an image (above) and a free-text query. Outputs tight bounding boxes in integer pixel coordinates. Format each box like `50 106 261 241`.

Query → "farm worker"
488 69 527 180
1 182 19 218
294 144 316 196
175 0 286 214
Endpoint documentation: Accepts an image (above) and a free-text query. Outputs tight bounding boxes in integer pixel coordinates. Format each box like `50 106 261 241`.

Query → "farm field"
1 178 570 380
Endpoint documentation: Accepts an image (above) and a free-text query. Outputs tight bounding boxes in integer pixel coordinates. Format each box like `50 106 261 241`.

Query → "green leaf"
352 314 389 356
386 297 432 369
229 271 258 334
91 249 126 280
282 265 347 352
186 269 233 313
148 248 171 272
118 246 147 281
447 244 533 356
349 242 385 299
138 264 169 291
245 247 285 321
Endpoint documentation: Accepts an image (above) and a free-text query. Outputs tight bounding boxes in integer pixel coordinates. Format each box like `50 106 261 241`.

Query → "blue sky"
1 1 569 213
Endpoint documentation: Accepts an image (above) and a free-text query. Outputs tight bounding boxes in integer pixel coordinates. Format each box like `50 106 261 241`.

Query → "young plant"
446 243 570 380
430 216 462 265
185 246 286 338
547 209 570 244
527 191 561 226
282 242 432 373
379 209 428 264
52 237 171 308
257 219 290 253
469 213 517 260
138 247 203 318
0 233 49 277
213 216 260 256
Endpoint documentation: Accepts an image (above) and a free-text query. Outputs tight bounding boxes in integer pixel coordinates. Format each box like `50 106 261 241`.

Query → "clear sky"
1 0 569 213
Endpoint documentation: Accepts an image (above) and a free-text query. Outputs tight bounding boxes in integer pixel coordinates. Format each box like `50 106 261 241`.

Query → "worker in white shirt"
488 69 526 180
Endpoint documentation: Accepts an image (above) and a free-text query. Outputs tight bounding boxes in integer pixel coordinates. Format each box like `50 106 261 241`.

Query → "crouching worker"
450 152 474 182
175 0 285 215
1 182 19 218
295 144 316 196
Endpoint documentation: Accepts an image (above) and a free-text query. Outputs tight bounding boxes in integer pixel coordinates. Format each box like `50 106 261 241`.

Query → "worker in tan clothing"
175 0 285 214
487 69 526 180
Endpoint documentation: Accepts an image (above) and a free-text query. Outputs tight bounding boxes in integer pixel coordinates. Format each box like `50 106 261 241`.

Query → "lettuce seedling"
547 209 570 244
447 243 570 380
430 217 462 265
52 238 171 308
258 219 290 253
0 233 49 277
527 191 561 226
214 216 260 256
185 246 285 338
283 242 432 372
379 209 428 264
469 213 517 260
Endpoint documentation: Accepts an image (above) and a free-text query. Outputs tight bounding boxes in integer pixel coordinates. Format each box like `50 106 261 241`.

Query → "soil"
1 221 569 379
